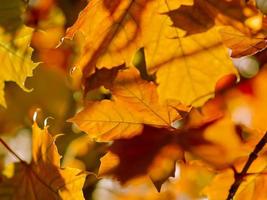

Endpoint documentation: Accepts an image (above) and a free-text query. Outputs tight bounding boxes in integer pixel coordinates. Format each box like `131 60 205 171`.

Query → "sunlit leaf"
0 26 38 107
64 0 155 75
142 1 237 106
70 67 188 141
220 26 267 58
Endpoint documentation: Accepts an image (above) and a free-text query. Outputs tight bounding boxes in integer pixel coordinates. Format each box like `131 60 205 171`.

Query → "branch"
0 138 24 162
226 132 267 200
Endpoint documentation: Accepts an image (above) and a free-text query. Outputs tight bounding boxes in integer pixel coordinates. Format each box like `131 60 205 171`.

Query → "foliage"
1 0 267 200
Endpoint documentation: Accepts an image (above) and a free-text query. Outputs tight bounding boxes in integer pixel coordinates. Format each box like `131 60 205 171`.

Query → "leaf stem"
0 138 24 162
226 132 267 200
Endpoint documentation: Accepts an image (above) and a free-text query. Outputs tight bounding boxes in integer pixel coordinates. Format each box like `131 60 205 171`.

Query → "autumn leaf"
142 1 237 106
0 25 38 107
0 123 86 200
98 125 183 191
96 87 267 192
64 0 191 75
0 0 38 107
70 67 188 141
168 0 249 36
97 105 225 191
64 0 152 75
220 26 267 58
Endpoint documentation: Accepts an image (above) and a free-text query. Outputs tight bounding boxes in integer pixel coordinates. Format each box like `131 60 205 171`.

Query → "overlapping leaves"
71 67 188 141
65 0 236 106
65 0 267 194
2 0 267 199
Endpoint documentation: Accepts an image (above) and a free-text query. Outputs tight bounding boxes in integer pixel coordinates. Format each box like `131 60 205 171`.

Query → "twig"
226 132 267 200
0 138 24 163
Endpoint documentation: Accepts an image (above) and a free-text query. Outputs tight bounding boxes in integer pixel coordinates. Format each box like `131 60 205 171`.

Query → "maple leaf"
98 125 184 192
70 67 188 141
142 1 237 106
64 0 192 75
0 25 38 107
97 104 225 191
220 26 267 58
0 123 86 200
64 0 154 75
0 0 38 107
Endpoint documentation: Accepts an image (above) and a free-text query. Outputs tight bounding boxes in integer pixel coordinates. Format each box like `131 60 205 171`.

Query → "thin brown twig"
0 138 24 163
226 132 267 200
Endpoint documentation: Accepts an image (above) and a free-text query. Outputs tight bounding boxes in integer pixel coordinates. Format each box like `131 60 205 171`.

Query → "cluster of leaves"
2 0 267 199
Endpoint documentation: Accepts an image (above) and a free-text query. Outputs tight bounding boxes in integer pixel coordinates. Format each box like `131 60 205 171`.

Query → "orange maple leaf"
70 67 188 141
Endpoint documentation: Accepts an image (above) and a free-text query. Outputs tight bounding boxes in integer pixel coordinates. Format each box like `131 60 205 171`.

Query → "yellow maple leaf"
142 1 237 106
0 25 38 107
0 123 86 200
0 0 38 107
